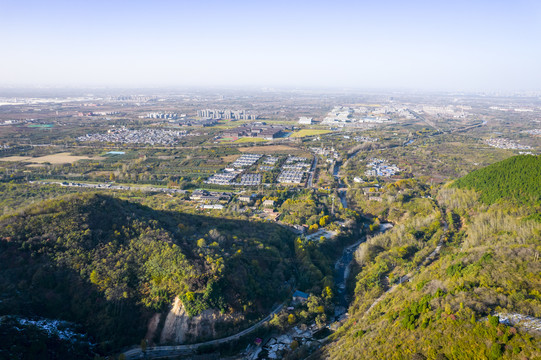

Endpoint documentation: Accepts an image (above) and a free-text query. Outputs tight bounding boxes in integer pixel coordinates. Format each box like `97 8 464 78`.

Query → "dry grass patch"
0 152 101 164
239 145 312 157
238 145 304 154
290 129 331 138
221 154 242 162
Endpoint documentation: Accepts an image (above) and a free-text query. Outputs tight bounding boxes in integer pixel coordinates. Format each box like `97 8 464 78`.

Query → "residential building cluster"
76 127 187 145
231 154 263 168
359 117 391 123
282 162 310 170
263 156 279 165
197 109 257 120
177 119 217 127
524 129 541 136
422 105 468 118
239 173 262 186
277 170 305 184
205 153 264 186
238 194 256 202
108 95 156 102
190 189 232 203
365 159 400 177
201 204 224 210
354 136 378 142
321 106 393 127
322 107 352 125
298 117 313 124
146 112 178 119
484 138 532 150
287 156 310 163
353 105 415 120
310 147 340 159
77 111 122 117
370 105 416 120
490 106 535 113
0 119 25 125
203 153 313 187
277 156 311 184
204 171 241 185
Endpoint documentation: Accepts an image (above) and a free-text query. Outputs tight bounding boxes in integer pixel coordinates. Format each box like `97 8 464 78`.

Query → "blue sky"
1 0 540 91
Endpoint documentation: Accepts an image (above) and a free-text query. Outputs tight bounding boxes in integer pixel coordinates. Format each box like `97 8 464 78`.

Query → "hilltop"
453 155 541 205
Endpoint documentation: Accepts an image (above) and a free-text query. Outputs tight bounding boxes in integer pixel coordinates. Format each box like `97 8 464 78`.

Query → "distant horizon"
0 85 540 97
2 81 541 96
2 0 541 92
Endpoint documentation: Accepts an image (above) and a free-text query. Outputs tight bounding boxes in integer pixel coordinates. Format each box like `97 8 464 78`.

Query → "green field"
234 137 268 143
27 124 55 128
290 129 332 138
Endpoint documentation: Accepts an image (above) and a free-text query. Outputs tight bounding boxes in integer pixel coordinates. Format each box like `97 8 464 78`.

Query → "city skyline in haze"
1 0 540 92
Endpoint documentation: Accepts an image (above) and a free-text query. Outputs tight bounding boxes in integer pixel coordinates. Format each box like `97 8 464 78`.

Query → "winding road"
122 304 284 360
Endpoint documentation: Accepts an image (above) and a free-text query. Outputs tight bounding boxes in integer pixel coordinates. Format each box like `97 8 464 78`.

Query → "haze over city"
1 0 540 91
1 2 541 359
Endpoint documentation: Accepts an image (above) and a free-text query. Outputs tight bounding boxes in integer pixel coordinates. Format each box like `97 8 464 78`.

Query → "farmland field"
234 137 268 143
290 129 331 138
238 145 311 156
0 152 100 164
221 154 242 162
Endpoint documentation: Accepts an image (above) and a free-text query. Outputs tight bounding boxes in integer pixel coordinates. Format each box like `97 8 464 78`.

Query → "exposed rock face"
158 296 243 344
145 313 161 342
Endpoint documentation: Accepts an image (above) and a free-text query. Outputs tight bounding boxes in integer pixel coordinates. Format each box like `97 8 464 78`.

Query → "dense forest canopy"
453 155 541 205
0 193 297 353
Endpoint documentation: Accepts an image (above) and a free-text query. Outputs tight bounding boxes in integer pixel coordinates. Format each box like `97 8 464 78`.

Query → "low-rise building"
238 195 253 202
239 173 262 186
292 290 309 303
202 204 224 210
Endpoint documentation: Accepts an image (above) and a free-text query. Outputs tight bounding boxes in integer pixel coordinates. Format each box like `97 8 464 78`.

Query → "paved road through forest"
122 304 284 359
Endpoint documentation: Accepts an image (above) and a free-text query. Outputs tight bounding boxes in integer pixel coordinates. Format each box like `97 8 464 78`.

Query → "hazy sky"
1 0 540 91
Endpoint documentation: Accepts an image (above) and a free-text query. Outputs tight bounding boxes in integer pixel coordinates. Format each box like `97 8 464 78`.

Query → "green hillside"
0 193 296 354
453 155 541 205
317 166 541 359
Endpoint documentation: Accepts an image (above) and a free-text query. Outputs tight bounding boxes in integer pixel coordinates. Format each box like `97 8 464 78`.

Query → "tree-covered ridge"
0 193 296 352
453 155 541 205
1 194 192 309
319 186 541 359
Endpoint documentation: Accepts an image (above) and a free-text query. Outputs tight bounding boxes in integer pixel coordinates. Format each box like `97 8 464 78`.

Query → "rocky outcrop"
145 313 161 343
158 296 244 344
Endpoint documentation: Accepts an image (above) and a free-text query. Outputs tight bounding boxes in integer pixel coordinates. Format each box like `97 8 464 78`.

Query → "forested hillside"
0 193 296 355
453 155 541 205
318 160 541 359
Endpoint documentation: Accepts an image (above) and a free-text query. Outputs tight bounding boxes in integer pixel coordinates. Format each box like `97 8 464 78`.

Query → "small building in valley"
292 290 309 303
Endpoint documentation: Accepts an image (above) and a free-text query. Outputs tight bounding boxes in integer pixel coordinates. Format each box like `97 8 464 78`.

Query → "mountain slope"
0 193 296 354
453 154 541 205
318 160 541 359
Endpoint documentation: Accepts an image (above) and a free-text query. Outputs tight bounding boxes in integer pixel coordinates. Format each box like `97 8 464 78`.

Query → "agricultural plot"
0 152 100 164
290 129 332 138
238 145 311 156
234 137 268 143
